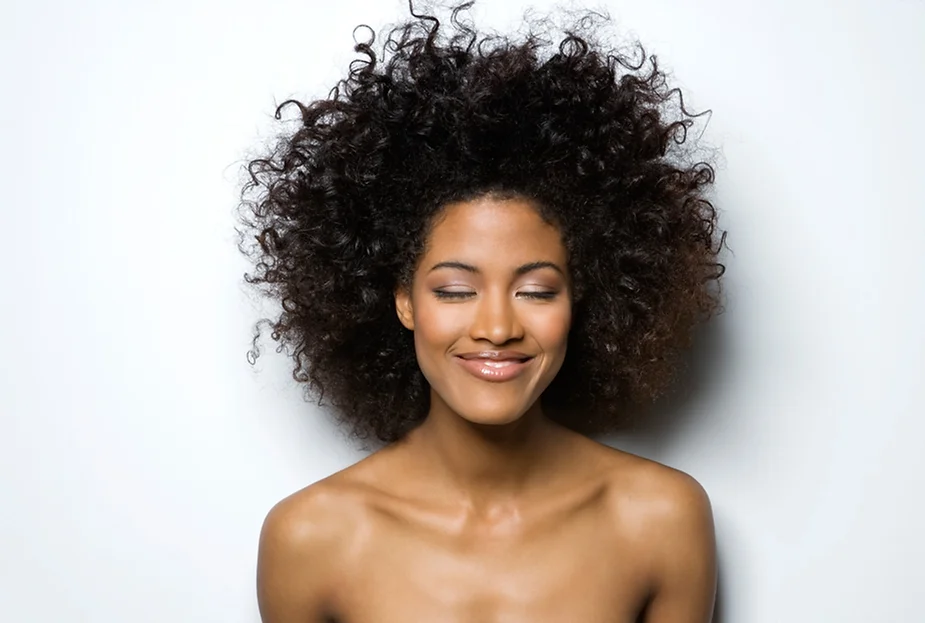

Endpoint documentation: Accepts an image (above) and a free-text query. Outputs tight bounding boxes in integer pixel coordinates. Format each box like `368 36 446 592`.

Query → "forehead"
423 195 566 264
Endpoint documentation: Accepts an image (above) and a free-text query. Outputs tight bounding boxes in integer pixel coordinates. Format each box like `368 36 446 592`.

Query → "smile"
453 353 535 382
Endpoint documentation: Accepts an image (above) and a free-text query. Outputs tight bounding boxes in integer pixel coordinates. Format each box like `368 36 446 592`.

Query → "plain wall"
2 0 923 621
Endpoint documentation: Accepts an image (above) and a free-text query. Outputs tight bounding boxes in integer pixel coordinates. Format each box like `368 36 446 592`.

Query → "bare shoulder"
578 440 713 530
584 441 717 618
575 438 715 563
256 457 386 622
260 476 361 557
265 443 401 528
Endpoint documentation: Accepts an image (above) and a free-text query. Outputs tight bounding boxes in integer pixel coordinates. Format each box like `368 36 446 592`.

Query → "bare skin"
257 197 717 622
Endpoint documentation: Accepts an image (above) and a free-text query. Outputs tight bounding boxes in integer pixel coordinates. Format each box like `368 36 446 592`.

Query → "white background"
2 0 924 621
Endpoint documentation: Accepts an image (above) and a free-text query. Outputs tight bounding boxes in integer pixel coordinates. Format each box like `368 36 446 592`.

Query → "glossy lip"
453 351 535 383
456 350 533 360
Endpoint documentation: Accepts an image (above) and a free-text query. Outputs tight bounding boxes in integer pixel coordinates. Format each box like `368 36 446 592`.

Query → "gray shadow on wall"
713 579 725 623
614 310 733 451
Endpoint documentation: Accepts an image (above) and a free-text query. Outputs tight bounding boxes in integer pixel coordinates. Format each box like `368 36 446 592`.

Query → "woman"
238 3 726 621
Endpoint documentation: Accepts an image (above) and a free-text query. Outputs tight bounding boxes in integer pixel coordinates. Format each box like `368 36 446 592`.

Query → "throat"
405 402 566 506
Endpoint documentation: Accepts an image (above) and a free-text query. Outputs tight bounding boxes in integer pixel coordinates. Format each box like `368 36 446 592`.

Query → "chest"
329 514 650 623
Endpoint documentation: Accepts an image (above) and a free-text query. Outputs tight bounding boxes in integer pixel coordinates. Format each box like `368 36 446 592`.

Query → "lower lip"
454 357 534 382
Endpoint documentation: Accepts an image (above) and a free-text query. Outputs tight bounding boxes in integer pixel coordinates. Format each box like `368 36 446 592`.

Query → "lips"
453 351 535 382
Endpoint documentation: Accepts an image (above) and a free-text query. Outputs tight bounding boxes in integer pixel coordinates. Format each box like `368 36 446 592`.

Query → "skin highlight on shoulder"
256 473 379 623
599 448 718 621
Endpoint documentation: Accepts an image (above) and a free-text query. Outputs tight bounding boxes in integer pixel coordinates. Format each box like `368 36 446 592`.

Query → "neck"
405 395 564 509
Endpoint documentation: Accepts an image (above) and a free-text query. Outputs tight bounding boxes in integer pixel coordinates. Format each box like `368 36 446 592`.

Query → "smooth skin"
257 196 717 623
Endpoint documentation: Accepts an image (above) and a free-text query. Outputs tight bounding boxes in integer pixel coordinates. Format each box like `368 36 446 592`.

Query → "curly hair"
237 1 727 444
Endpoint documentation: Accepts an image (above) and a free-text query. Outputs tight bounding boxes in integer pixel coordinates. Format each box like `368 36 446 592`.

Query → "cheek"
412 297 466 351
411 299 469 390
527 306 572 352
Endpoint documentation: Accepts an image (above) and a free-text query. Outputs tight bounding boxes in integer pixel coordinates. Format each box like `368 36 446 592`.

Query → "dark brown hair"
237 2 727 443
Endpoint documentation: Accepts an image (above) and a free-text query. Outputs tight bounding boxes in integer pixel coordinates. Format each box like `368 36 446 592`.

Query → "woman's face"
395 194 572 427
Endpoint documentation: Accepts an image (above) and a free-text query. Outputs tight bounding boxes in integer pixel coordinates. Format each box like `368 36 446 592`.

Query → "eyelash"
432 290 558 300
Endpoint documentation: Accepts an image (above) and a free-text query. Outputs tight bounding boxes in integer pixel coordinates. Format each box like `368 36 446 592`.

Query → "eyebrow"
428 260 565 276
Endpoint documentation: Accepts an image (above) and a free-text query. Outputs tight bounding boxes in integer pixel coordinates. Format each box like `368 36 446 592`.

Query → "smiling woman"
237 2 726 621
395 196 573 426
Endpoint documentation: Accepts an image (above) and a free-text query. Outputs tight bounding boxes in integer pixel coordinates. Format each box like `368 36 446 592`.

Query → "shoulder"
258 445 406 561
256 463 383 621
568 438 712 523
260 478 360 558
617 452 712 531
259 455 391 566
632 461 714 568
580 442 713 530
581 442 715 565
593 444 716 612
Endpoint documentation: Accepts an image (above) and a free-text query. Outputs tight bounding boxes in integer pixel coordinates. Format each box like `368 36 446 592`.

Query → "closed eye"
517 291 559 300
433 290 560 300
433 290 475 300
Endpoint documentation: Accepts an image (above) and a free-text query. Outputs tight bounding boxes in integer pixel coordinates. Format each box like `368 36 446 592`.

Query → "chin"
460 412 524 427
449 396 535 428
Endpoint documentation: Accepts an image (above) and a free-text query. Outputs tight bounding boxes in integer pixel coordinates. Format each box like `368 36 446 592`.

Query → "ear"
394 286 415 330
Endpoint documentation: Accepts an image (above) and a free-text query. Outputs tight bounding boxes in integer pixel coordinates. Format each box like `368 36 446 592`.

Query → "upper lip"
455 351 534 361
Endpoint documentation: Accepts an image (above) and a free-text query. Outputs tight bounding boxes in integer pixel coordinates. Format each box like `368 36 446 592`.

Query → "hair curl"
237 1 727 443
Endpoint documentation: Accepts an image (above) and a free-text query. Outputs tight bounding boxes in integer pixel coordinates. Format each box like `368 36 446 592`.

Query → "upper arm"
641 472 717 623
256 495 340 623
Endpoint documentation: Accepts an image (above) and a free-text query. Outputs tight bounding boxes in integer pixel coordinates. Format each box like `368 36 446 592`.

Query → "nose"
469 288 525 345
